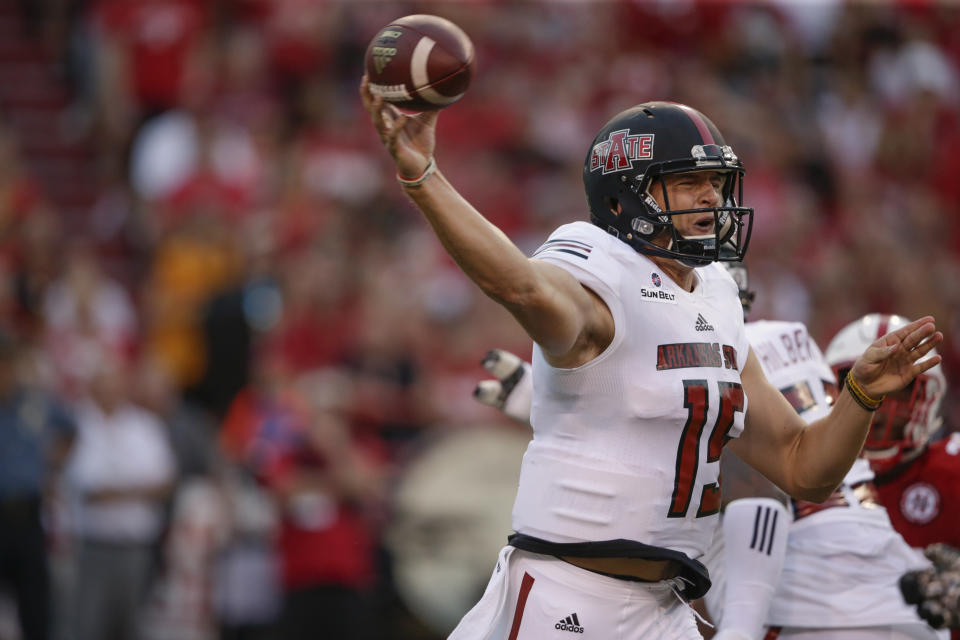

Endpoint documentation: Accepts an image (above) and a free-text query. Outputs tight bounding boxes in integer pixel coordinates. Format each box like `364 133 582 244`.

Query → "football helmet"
824 314 946 472
583 102 753 267
720 260 755 315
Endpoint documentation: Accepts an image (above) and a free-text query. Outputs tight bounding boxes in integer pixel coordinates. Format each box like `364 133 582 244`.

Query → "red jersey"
874 432 960 549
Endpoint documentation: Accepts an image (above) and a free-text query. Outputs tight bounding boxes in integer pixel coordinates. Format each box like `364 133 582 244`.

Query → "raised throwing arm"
360 77 612 366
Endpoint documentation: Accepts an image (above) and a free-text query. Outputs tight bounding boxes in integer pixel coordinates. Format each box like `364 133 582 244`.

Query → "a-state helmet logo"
590 129 654 174
900 482 940 524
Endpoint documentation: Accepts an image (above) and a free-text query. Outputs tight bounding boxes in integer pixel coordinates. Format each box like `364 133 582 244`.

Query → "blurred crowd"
0 1 958 639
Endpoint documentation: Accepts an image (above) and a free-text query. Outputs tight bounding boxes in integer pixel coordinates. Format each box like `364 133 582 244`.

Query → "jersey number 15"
669 380 744 519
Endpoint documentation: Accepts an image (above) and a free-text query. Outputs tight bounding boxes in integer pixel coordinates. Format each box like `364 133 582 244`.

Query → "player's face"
649 171 726 242
865 378 923 452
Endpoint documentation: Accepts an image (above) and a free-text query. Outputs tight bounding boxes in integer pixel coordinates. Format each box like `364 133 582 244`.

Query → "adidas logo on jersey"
555 613 584 633
695 313 715 332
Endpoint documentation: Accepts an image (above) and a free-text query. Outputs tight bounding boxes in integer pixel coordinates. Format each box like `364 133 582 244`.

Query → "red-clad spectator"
90 0 208 114
219 350 385 640
266 236 359 376
256 0 333 85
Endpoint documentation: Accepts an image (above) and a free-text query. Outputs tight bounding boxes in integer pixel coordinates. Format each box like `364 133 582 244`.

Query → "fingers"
474 379 505 409
360 76 385 132
360 75 398 146
382 104 408 140
900 318 938 351
903 319 943 372
912 350 943 377
901 325 943 378
886 315 935 346
864 317 940 364
482 349 525 380
910 330 943 360
476 349 533 424
360 77 391 144
359 74 372 109
924 544 960 571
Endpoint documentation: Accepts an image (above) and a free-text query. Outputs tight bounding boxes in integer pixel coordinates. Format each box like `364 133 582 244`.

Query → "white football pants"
448 546 703 640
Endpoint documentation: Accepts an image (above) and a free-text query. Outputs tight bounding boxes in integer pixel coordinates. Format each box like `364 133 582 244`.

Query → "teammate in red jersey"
826 314 960 634
824 314 959 549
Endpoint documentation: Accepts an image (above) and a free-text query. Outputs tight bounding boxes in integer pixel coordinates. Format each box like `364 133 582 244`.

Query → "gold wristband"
844 373 885 411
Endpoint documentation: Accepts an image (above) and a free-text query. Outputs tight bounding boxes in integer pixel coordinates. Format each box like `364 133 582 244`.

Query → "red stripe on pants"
507 572 535 640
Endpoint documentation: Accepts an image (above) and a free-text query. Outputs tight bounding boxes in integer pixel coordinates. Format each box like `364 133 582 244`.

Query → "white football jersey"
745 320 836 424
768 459 934 630
705 319 938 631
511 222 750 560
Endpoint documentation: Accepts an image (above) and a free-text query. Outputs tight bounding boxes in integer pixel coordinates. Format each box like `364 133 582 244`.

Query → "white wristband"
396 157 437 188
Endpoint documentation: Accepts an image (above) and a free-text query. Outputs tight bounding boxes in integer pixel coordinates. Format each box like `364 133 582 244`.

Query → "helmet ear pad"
622 188 670 241
595 178 665 240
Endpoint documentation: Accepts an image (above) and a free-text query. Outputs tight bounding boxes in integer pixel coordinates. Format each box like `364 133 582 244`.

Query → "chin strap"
639 239 715 267
592 215 729 266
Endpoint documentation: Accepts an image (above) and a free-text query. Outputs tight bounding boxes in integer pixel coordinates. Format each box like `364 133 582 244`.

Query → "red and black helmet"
582 102 753 267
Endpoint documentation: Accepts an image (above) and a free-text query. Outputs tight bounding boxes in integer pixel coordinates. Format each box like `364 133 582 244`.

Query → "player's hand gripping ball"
365 14 474 112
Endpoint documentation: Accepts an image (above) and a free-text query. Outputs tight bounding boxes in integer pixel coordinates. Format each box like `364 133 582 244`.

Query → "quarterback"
478 269 948 640
361 77 943 639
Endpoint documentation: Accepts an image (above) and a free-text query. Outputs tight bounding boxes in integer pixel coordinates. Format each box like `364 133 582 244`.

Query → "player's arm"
360 77 611 365
730 316 942 502
713 497 790 640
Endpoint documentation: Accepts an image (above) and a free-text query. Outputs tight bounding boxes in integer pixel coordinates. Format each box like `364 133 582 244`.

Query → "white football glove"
473 349 533 426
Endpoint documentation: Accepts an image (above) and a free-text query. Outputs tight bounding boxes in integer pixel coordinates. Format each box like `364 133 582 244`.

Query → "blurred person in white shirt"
67 348 176 640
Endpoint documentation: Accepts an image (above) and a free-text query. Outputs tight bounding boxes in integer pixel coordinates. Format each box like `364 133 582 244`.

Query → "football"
365 14 474 112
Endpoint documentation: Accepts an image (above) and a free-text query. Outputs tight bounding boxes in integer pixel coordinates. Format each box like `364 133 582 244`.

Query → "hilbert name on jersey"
657 342 739 371
752 329 816 375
